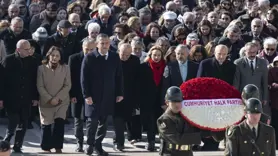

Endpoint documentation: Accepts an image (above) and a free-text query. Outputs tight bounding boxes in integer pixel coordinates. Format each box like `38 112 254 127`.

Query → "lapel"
240 120 255 139
173 61 183 82
254 57 260 72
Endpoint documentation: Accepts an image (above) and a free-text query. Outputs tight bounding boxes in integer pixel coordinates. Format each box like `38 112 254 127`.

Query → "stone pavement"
0 118 276 156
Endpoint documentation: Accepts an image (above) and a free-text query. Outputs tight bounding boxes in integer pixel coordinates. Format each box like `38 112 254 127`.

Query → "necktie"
252 127 256 138
250 60 254 73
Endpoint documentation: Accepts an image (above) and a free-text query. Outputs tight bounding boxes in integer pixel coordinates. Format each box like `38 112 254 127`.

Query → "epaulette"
226 126 238 139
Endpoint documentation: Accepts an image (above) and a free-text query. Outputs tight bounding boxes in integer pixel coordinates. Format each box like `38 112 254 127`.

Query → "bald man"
1 39 39 153
196 44 236 151
197 44 236 85
113 43 141 151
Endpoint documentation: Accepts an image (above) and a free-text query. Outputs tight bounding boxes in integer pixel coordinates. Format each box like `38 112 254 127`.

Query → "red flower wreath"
180 77 244 131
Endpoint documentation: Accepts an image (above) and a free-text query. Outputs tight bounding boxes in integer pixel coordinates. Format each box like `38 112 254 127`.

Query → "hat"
32 27 48 40
13 0 26 6
163 11 177 20
58 20 72 28
186 33 199 41
46 2 58 11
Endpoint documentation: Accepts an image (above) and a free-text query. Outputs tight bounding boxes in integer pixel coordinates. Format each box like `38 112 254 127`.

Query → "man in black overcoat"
197 44 236 151
197 44 236 85
68 38 96 152
0 64 4 139
81 34 124 156
113 43 140 151
162 45 199 108
2 40 39 153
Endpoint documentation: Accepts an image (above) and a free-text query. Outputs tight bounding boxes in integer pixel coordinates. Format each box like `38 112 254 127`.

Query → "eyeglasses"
266 48 275 51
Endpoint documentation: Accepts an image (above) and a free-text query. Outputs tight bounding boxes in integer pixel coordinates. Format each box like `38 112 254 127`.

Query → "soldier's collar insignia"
161 122 166 128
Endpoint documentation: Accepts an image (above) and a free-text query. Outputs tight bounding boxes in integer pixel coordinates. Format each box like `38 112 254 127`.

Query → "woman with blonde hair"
205 41 217 57
127 16 144 38
37 46 71 153
140 46 165 151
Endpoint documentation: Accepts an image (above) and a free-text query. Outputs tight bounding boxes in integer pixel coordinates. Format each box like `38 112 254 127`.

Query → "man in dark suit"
162 44 199 109
81 34 124 156
0 64 4 140
197 44 236 85
69 38 96 152
113 43 140 151
241 18 268 43
233 42 269 123
197 44 236 151
2 40 39 153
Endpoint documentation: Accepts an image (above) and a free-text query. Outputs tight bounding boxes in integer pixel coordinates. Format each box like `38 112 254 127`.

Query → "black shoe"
85 145 94 155
145 141 155 152
113 144 124 151
64 119 70 124
28 122 34 129
75 143 84 152
12 147 23 153
95 147 108 156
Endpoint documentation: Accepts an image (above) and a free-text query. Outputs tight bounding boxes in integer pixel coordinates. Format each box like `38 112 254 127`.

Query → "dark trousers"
5 109 28 148
113 117 126 146
28 106 38 124
201 137 219 151
41 118 65 150
126 115 142 141
142 113 157 143
74 117 84 144
271 108 278 149
86 116 107 149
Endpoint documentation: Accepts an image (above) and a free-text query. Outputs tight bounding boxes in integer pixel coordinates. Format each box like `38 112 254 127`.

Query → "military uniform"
157 86 201 156
225 98 276 156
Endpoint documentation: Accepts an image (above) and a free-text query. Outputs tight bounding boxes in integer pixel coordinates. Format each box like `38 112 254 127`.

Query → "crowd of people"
0 0 277 155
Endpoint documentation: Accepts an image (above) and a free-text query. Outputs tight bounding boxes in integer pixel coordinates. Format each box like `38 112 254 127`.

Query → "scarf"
148 59 166 86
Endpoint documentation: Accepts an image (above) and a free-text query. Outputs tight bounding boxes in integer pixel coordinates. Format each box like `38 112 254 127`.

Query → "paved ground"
0 118 275 156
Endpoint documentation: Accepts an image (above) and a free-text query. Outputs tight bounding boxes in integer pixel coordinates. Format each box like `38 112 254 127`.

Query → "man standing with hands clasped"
81 33 124 156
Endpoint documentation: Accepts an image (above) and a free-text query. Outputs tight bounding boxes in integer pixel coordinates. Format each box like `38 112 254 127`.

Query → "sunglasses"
266 48 275 51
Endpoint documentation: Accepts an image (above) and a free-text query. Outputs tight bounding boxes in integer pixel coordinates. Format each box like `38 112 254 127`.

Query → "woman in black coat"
139 45 166 151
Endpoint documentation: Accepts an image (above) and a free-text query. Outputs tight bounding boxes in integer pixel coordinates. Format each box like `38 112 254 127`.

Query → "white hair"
88 22 100 33
8 4 19 10
69 13 80 20
175 44 189 53
183 12 196 20
258 0 270 6
11 17 23 25
166 1 175 9
251 18 263 26
16 39 29 49
264 37 278 46
98 5 111 16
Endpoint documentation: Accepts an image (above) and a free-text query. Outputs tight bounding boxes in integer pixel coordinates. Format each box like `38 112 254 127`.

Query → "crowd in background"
0 0 278 155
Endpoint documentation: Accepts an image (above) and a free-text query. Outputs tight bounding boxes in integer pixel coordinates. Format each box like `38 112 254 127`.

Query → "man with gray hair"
81 33 123 155
1 39 39 153
85 5 116 36
170 12 195 40
257 37 278 64
6 4 20 20
162 44 199 109
68 38 96 152
0 17 31 55
242 18 268 42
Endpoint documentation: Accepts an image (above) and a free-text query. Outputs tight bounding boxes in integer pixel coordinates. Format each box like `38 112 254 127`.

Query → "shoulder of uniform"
226 125 239 139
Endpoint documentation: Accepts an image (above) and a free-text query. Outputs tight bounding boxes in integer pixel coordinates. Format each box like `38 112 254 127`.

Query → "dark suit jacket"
69 52 84 118
0 64 3 100
197 58 236 85
81 50 123 117
1 53 39 115
241 31 268 43
162 60 199 104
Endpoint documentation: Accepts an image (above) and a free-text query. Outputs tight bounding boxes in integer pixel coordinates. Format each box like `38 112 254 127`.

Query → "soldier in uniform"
225 98 276 156
157 86 201 156
242 84 271 124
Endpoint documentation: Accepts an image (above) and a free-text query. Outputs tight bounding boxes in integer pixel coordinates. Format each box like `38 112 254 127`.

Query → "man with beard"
113 43 140 151
29 2 59 35
0 17 31 55
234 42 270 124
2 40 39 153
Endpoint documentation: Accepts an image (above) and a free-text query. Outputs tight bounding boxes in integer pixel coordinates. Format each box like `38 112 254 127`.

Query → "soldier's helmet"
242 84 260 101
165 86 183 102
244 98 263 114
